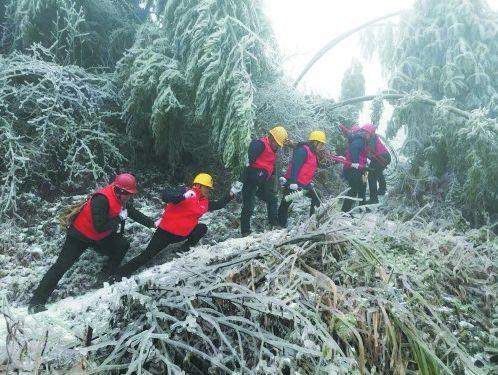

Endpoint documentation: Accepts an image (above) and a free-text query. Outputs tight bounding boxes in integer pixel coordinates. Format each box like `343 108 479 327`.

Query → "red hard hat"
361 123 377 134
113 173 138 194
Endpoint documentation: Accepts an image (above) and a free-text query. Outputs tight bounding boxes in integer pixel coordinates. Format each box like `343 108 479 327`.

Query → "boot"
179 242 196 253
93 266 118 287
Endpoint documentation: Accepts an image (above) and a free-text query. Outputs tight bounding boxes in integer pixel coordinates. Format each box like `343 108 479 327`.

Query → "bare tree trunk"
328 93 471 119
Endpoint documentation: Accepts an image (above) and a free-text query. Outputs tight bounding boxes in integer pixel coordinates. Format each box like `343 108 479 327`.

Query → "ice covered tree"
1 0 147 68
117 0 279 173
0 47 124 216
340 59 365 123
363 0 498 223
116 23 190 169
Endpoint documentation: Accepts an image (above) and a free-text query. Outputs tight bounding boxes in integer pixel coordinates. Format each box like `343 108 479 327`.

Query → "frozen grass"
1 192 496 374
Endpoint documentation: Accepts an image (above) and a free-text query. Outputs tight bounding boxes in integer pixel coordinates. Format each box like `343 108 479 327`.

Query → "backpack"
58 200 87 228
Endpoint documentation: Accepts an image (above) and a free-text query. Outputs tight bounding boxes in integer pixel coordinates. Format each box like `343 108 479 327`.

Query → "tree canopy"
363 0 498 223
0 0 497 224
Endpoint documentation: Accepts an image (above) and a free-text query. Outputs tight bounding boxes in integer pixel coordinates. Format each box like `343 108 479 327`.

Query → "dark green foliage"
116 24 190 165
117 0 280 173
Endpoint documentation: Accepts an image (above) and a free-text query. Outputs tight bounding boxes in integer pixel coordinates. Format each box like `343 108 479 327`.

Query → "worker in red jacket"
28 173 154 313
362 124 391 203
240 126 288 236
278 130 326 227
112 173 234 279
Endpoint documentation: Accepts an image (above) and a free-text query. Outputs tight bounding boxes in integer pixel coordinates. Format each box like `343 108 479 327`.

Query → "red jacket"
374 137 388 155
72 185 122 241
159 186 209 236
366 136 390 166
284 144 318 186
249 136 277 179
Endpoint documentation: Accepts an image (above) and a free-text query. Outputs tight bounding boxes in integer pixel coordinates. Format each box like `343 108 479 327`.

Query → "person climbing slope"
112 173 235 279
362 123 391 203
340 126 370 212
277 130 326 227
28 173 154 313
240 126 288 236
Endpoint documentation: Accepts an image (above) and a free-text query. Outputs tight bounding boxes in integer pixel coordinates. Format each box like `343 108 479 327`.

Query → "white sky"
263 0 498 128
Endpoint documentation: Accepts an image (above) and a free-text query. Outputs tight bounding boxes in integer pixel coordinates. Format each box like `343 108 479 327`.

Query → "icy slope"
0 230 286 373
2 199 496 374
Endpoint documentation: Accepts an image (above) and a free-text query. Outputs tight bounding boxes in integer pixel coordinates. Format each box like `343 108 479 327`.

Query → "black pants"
30 232 129 305
114 224 207 279
278 186 320 227
368 153 391 202
240 177 278 234
341 169 367 212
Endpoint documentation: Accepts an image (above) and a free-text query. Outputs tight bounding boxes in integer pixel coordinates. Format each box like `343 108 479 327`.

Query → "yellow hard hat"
308 130 326 144
269 126 288 147
193 173 213 188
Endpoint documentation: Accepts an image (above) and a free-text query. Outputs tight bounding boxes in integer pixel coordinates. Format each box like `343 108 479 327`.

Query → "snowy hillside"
2 197 496 374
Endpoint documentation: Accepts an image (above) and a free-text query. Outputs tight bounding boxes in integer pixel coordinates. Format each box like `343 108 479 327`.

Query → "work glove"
183 190 196 199
351 163 360 169
119 209 128 220
289 183 299 191
279 176 287 186
230 181 243 196
154 209 164 228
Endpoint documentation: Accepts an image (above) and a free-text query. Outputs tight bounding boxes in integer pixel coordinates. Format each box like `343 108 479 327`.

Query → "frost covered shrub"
2 0 146 67
0 47 124 215
387 94 498 223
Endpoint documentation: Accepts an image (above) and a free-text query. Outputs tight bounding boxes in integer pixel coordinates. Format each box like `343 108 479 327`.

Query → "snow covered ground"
0 181 324 372
0 182 315 307
0 228 286 373
1 192 496 373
